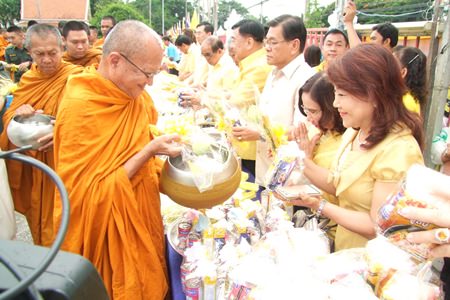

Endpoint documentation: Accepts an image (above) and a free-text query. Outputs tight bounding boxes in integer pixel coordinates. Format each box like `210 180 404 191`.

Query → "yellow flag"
190 9 200 29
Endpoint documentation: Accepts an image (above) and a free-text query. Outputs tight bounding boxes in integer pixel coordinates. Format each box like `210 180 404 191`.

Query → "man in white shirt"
238 14 316 185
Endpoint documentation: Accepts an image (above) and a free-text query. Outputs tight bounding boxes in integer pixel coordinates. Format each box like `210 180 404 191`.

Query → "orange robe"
0 36 9 61
62 48 102 66
93 37 104 48
0 61 84 246
53 66 168 300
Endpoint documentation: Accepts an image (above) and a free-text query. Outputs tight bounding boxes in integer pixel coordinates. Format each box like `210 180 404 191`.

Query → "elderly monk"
62 21 102 66
53 20 182 299
0 24 84 246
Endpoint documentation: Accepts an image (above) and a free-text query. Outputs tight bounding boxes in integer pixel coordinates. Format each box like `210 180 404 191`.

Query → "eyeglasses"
119 53 160 79
301 105 321 116
264 39 288 48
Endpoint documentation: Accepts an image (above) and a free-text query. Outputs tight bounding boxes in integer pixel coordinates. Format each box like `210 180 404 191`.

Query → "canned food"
184 277 201 300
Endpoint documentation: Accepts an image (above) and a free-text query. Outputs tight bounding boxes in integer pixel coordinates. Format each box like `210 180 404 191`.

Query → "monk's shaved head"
25 24 62 49
99 20 163 99
103 20 162 58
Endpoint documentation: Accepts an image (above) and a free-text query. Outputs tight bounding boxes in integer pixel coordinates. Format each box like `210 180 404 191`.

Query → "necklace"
356 130 367 146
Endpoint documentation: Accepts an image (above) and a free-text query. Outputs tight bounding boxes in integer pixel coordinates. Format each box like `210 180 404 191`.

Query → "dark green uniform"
5 45 32 82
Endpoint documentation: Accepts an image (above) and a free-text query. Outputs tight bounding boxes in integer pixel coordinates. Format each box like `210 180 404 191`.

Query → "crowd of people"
0 0 449 298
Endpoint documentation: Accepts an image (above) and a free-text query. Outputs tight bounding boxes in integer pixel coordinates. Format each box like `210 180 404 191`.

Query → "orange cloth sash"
0 61 84 246
93 37 104 48
62 47 102 66
0 36 9 60
54 66 167 299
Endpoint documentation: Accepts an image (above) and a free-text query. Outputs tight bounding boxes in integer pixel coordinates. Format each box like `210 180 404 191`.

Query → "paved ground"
14 212 33 244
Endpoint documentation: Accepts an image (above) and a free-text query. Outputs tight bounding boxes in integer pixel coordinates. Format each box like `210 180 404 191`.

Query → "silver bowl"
7 114 54 149
160 143 241 209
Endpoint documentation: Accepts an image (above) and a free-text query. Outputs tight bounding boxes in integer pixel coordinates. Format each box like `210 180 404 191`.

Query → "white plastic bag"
0 155 16 239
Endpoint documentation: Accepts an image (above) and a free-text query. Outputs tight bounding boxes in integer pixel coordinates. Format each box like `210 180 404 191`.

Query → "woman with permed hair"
289 44 424 251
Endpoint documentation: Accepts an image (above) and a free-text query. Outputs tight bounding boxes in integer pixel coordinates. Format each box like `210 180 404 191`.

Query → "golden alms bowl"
160 144 241 209
7 114 54 149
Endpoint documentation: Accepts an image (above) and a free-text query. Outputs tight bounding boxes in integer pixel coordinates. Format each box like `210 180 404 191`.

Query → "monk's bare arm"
124 134 182 178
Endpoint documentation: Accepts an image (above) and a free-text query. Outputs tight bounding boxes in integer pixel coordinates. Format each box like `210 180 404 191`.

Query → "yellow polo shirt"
229 47 272 160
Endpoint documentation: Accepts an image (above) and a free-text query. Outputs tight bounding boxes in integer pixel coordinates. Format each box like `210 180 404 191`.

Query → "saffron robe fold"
54 66 168 300
0 61 83 246
62 48 102 67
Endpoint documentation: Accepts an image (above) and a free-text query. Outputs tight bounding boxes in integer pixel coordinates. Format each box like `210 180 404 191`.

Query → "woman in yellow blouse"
290 44 424 251
393 46 427 115
295 72 345 241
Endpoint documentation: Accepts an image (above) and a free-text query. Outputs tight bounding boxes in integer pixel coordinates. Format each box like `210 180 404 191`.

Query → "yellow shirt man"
230 47 272 160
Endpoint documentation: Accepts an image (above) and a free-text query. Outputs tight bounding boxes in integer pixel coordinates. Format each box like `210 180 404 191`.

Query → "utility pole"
213 0 218 32
335 0 345 30
149 0 152 26
162 0 165 34
424 0 449 167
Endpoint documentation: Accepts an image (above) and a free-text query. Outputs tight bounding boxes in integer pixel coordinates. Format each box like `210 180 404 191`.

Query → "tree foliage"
356 0 433 24
0 0 20 28
305 1 335 28
91 2 145 31
305 0 432 29
217 0 249 29
130 0 193 34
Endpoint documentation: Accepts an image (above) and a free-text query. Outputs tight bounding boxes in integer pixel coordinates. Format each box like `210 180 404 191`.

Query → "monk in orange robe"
62 20 102 66
93 15 116 49
54 20 181 299
0 24 83 246
0 28 9 61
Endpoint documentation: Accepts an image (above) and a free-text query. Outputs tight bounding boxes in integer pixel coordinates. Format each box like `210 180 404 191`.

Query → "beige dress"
329 126 423 251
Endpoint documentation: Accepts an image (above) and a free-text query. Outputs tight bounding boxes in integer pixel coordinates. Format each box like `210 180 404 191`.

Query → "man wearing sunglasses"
54 20 182 299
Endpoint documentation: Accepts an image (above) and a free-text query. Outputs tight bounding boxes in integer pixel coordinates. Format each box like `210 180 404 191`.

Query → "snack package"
264 144 305 190
376 164 448 262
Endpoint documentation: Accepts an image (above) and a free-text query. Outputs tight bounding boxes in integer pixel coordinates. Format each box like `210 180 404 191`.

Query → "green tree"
217 0 249 29
91 2 145 32
0 0 20 28
356 0 432 24
90 0 120 18
130 0 193 34
305 1 335 28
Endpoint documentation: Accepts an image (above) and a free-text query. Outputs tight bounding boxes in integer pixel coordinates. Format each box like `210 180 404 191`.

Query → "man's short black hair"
102 15 117 26
162 36 172 42
62 21 89 38
323 28 349 46
6 25 22 34
267 14 307 52
175 34 193 46
231 19 265 43
197 21 214 34
27 20 38 28
372 22 398 48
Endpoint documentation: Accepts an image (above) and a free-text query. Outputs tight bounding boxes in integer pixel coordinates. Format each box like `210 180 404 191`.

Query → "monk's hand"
293 122 321 159
15 104 36 117
36 119 55 152
148 133 182 157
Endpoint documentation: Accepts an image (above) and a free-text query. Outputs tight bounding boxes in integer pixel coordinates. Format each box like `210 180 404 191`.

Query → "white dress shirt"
255 53 316 185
